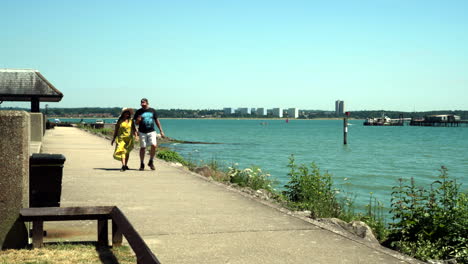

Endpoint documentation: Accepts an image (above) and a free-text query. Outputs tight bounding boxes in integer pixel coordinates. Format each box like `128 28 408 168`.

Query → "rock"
428 259 458 264
348 221 379 244
294 210 311 217
212 171 229 181
170 162 183 167
193 166 212 177
317 218 379 245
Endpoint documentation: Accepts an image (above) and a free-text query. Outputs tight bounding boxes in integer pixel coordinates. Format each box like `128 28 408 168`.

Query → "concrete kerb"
78 127 422 264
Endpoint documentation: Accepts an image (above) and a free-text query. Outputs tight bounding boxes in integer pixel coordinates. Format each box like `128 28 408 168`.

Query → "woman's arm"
111 123 120 145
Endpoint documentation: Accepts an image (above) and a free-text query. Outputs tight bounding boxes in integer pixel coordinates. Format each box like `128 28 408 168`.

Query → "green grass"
0 244 136 264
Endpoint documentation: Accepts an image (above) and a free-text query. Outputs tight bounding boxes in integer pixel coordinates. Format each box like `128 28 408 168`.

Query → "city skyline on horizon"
1 1 467 111
3 103 467 113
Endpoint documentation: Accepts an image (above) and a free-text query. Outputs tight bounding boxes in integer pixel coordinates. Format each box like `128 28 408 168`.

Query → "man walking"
134 98 165 170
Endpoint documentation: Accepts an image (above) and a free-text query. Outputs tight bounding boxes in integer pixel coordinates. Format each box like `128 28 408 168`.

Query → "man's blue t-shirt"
134 108 158 133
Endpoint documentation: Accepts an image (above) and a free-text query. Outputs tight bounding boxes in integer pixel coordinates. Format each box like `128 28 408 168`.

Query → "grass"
0 243 136 264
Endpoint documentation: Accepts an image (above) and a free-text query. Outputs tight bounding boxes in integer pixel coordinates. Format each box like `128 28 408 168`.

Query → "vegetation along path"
40 127 420 263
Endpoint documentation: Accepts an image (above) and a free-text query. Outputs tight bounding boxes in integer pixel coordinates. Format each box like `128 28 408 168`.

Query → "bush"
388 166 468 262
283 155 340 218
227 165 275 191
78 124 113 137
156 148 191 166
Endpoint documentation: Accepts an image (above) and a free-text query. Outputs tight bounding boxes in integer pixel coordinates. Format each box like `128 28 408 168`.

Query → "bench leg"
32 221 44 248
112 219 123 247
97 219 109 247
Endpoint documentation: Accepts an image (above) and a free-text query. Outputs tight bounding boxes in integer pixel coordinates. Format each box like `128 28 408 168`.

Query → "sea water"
53 118 468 217
48 118 117 124
161 119 468 217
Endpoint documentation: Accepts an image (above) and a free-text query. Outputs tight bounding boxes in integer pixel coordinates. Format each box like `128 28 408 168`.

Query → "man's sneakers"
148 160 155 170
139 160 155 171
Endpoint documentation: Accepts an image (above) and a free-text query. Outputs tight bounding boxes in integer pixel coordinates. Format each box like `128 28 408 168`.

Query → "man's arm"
155 118 165 138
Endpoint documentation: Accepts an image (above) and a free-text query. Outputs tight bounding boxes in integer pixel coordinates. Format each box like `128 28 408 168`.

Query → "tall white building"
335 100 344 116
256 108 267 116
272 108 283 118
287 108 299 118
223 107 234 115
237 107 250 115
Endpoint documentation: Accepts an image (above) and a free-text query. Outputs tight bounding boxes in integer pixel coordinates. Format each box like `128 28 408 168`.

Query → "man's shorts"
139 131 157 148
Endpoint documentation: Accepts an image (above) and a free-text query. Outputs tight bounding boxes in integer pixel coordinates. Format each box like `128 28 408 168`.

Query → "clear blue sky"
1 0 467 111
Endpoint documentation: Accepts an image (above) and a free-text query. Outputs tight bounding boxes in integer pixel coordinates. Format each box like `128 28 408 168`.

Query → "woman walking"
112 108 137 171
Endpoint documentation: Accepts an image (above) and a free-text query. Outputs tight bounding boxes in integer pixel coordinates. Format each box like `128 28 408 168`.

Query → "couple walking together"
111 98 165 171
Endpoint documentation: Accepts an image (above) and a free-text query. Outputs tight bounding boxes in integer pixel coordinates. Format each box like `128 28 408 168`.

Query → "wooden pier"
409 119 468 127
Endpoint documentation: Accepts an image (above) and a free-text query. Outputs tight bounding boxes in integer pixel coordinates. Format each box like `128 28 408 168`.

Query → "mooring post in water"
344 112 350 145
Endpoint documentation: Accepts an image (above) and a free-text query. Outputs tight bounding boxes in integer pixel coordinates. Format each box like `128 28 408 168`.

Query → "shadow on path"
93 168 122 171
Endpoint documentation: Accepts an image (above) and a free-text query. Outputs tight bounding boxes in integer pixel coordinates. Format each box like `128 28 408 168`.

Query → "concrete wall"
0 111 30 249
30 113 43 142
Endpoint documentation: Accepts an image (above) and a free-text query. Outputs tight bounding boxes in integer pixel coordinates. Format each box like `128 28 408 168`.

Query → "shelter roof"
0 69 63 102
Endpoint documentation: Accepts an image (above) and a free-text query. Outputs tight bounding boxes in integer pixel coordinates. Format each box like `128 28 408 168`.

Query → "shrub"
283 154 340 218
388 166 468 262
156 148 191 166
227 165 274 191
78 124 113 137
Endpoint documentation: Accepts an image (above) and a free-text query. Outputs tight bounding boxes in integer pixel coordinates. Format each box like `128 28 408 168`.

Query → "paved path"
41 127 419 264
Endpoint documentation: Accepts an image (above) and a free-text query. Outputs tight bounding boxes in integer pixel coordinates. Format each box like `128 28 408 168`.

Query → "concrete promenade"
41 127 419 264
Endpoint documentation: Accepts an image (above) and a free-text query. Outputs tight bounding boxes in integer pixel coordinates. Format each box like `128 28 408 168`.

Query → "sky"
1 0 467 111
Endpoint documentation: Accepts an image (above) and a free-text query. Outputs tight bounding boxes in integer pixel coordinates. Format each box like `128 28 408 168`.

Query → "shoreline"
48 116 361 121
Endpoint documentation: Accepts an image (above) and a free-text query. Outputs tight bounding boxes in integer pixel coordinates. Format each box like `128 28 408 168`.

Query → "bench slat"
20 206 114 221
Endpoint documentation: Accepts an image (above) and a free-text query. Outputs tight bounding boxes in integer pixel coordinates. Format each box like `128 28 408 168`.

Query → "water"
48 118 117 124
52 118 468 216
160 119 468 216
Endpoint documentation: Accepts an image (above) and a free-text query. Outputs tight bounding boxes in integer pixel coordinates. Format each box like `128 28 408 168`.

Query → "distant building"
272 108 283 118
223 107 234 115
425 114 460 122
236 107 250 115
256 108 267 116
287 108 298 118
335 100 344 116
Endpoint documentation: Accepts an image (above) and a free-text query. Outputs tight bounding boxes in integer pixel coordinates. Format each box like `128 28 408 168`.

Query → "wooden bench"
20 206 160 264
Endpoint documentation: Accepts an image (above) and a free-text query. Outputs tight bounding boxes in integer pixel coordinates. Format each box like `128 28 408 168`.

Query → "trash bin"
29 154 66 207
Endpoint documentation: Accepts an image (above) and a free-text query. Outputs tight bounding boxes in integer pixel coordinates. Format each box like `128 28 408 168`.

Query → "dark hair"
141 98 148 103
117 110 131 125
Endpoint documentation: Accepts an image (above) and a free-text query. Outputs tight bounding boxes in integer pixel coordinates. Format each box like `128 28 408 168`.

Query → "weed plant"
283 155 340 218
156 148 194 167
227 165 275 191
388 166 467 262
77 124 113 137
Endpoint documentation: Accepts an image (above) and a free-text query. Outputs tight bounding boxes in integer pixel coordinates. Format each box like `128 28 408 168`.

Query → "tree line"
2 106 468 119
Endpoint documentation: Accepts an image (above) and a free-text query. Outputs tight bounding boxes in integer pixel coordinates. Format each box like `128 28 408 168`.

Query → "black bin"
29 154 66 207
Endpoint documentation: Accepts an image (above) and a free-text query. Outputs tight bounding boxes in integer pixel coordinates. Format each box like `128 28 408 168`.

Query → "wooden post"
32 221 44 248
97 219 109 247
112 219 123 246
31 97 40 112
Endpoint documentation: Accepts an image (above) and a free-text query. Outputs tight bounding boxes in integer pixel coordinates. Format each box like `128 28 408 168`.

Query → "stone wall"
0 111 29 249
30 113 43 142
